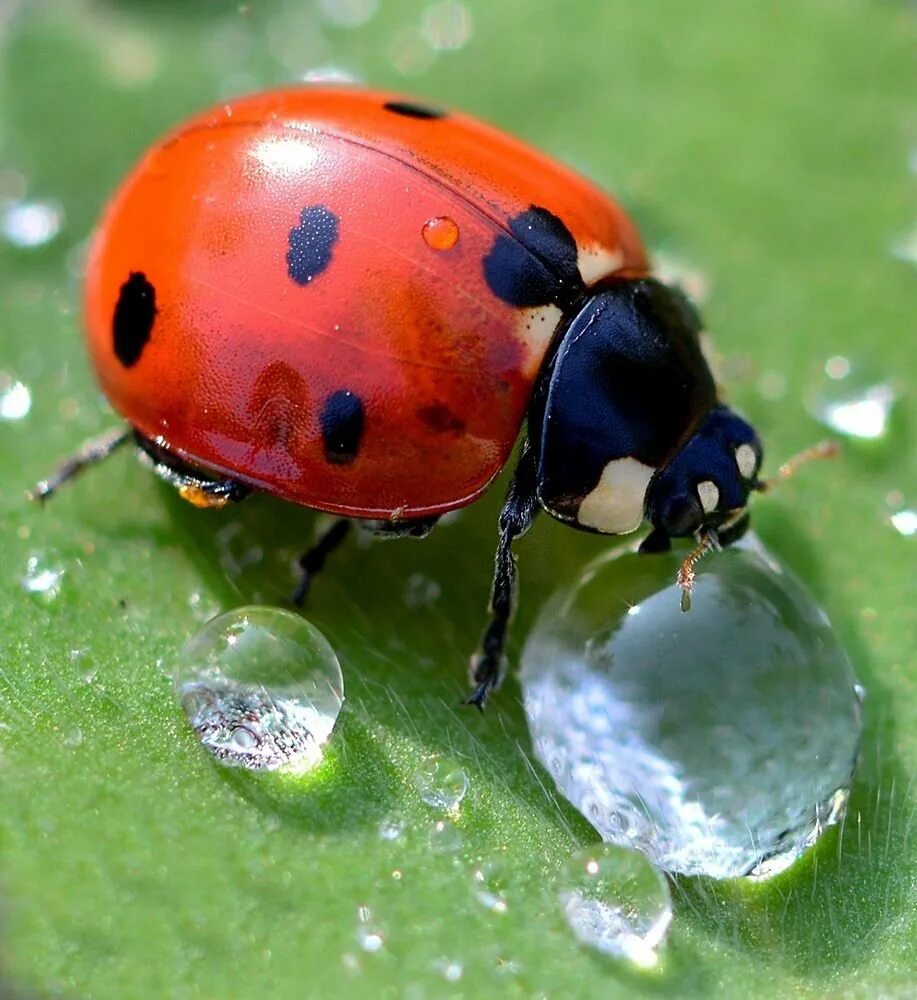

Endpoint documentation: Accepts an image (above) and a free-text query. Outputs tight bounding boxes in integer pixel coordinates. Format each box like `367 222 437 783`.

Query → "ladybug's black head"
641 405 763 551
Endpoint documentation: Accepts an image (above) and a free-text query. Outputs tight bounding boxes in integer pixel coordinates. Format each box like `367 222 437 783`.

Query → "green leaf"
1 1 915 996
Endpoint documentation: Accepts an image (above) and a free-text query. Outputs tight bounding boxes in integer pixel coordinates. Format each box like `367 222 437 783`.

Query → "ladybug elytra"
35 86 803 708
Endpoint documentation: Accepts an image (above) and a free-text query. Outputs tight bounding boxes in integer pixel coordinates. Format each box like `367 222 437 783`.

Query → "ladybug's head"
641 405 763 551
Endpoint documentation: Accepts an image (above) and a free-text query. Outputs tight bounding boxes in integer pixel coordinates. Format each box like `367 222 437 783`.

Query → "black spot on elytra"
417 402 466 434
287 205 340 286
112 271 157 367
383 100 446 120
483 205 584 309
320 389 365 465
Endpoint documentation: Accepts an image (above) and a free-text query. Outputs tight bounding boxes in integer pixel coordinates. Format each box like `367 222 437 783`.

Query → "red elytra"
83 86 649 519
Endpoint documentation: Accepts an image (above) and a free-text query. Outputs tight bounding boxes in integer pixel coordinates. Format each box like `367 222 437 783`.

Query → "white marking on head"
516 303 563 375
577 457 655 534
735 443 757 480
577 245 624 287
697 480 720 514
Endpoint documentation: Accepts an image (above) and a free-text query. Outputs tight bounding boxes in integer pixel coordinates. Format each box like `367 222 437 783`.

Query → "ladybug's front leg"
465 443 539 711
292 518 352 606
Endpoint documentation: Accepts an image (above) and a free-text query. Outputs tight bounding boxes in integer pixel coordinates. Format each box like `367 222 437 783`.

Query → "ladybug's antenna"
677 530 721 612
28 426 133 503
753 439 839 493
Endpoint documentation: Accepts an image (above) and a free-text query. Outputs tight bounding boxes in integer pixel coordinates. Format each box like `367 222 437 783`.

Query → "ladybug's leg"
135 433 250 508
362 516 439 540
292 519 352 606
29 426 133 502
465 442 539 711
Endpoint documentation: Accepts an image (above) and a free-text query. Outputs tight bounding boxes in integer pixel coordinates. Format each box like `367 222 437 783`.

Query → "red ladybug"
35 86 787 708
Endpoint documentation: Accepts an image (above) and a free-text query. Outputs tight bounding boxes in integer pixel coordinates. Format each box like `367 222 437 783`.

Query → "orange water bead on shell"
422 215 460 250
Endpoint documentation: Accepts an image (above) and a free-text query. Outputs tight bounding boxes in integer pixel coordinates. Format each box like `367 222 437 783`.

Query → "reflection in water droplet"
472 859 508 914
416 754 468 811
1 199 63 248
0 375 31 421
890 509 917 537
356 905 385 952
175 607 343 772
809 361 897 440
421 1 473 50
21 554 64 603
521 537 861 878
559 844 671 967
422 215 460 251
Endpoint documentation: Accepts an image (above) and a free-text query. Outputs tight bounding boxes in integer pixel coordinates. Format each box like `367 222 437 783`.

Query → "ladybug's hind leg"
465 442 539 711
135 433 250 508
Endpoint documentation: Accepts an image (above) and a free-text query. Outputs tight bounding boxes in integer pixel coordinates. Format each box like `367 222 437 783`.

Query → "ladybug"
35 86 791 709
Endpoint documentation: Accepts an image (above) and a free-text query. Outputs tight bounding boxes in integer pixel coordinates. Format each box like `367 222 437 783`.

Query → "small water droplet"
521 536 861 878
472 859 509 914
808 360 897 440
21 554 64 603
429 818 463 854
420 1 473 51
175 607 343 772
422 215 460 251
416 754 468 812
2 199 63 248
378 816 405 841
318 0 378 28
559 844 672 967
0 375 31 421
356 905 385 952
890 509 917 537
62 725 84 748
403 572 442 608
433 958 464 981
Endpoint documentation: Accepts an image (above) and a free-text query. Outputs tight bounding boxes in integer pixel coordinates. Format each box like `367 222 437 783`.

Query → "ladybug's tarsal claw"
462 683 490 713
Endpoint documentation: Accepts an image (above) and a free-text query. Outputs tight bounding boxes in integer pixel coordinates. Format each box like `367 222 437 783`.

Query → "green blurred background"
0 0 915 996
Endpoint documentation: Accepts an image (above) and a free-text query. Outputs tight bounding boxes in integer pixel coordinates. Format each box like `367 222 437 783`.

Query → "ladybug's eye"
734 443 758 480
696 479 720 515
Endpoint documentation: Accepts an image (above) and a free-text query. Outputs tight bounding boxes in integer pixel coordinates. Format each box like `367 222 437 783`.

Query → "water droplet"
175 607 343 772
808 360 897 440
378 816 405 842
21 554 64 603
403 572 442 608
356 905 385 952
429 818 463 854
559 844 671 967
1 199 63 248
420 1 473 51
472 859 509 914
318 0 378 28
415 754 468 812
434 958 464 981
388 26 436 76
0 375 31 421
62 725 84 749
520 537 861 878
890 509 917 537
422 215 460 251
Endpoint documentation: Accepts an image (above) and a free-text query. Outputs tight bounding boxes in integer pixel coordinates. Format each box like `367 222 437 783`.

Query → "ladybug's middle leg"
465 442 539 711
292 518 352 606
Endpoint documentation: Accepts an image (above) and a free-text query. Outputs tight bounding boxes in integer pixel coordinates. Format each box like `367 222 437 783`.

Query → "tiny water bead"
415 754 468 812
807 356 897 440
471 859 509 915
21 553 64 604
421 215 460 250
520 538 861 878
356 905 385 953
559 844 672 967
0 375 31 421
889 509 917 538
175 607 343 772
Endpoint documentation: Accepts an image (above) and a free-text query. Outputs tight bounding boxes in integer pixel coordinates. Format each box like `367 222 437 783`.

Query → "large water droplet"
175 607 343 772
808 357 897 440
520 537 861 878
559 844 672 967
415 754 468 812
889 509 917 538
1 199 63 248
